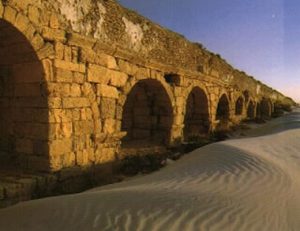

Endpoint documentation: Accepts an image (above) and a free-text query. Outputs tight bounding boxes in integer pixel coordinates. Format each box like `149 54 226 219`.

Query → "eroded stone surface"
0 0 295 207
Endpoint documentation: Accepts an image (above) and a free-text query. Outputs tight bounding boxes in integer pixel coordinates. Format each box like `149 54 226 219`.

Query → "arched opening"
235 96 244 115
121 79 173 149
247 100 255 119
184 87 210 141
216 94 230 120
260 98 272 119
0 19 48 171
243 90 250 103
216 94 230 130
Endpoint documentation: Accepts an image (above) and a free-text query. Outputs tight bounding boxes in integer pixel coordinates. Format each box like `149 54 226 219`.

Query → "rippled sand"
0 110 300 231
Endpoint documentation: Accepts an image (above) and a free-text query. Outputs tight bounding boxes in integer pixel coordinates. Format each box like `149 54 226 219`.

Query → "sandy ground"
0 109 300 231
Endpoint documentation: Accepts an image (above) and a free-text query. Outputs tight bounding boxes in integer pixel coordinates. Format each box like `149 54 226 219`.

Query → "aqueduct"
0 0 295 205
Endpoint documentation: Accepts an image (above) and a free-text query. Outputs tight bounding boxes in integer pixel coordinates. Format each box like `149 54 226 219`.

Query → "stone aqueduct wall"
0 0 295 173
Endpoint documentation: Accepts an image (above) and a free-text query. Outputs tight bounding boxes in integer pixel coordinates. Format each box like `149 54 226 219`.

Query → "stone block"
87 64 127 86
81 51 119 70
62 152 76 168
76 150 89 166
28 5 40 25
118 59 139 75
103 118 116 134
64 46 72 62
110 72 128 87
97 84 119 99
37 43 55 60
70 84 81 97
48 97 62 108
67 33 96 48
74 121 94 135
49 138 73 156
100 97 116 119
54 59 85 73
62 97 90 108
71 47 79 63
73 72 85 84
50 14 60 29
55 68 73 83
61 122 73 138
87 64 110 84
47 83 67 97
42 59 54 82
31 34 44 50
4 6 17 23
82 83 96 100
55 42 65 60
15 13 32 38
42 27 66 42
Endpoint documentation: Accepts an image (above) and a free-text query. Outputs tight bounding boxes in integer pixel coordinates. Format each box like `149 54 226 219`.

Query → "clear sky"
118 0 300 102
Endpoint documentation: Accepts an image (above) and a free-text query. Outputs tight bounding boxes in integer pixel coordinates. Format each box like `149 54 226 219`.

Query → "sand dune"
0 110 300 231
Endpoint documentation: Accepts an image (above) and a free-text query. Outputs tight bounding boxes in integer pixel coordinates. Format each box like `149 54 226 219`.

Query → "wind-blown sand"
0 110 300 231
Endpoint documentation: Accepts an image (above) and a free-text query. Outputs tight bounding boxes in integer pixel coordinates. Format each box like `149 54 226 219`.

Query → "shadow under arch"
260 98 272 119
183 86 210 141
235 96 244 115
247 100 255 119
0 19 49 172
121 79 174 152
216 93 230 131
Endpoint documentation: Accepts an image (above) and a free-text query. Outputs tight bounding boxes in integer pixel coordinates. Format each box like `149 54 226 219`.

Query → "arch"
243 90 250 103
235 96 244 115
216 94 230 121
121 79 173 148
0 19 48 171
184 86 210 141
260 98 272 119
247 100 255 119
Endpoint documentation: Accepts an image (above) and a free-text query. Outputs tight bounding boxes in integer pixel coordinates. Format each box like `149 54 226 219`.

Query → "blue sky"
118 0 300 102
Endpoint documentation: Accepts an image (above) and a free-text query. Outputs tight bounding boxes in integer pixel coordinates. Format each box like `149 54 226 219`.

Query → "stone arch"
0 17 49 171
235 96 244 115
260 98 272 119
216 94 230 120
183 86 210 141
121 79 174 149
243 90 250 103
247 100 255 119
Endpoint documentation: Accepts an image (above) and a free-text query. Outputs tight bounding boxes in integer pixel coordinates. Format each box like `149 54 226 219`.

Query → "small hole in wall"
164 73 180 86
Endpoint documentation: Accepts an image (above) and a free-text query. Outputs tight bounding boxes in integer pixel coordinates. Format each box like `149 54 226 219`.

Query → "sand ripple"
0 111 300 231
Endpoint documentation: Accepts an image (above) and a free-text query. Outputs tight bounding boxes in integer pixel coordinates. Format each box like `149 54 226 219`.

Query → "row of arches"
0 15 275 171
121 80 274 149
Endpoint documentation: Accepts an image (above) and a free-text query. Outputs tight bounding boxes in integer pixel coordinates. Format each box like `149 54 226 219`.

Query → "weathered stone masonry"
0 0 295 198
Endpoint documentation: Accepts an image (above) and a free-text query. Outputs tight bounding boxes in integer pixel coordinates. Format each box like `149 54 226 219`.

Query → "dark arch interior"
0 20 48 171
216 94 230 121
235 96 244 115
260 98 272 119
247 101 255 119
121 79 173 148
184 87 210 141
